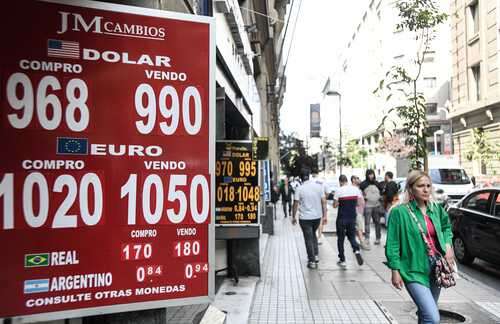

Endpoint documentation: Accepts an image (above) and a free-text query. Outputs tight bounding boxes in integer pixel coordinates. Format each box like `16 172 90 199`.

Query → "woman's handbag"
405 205 456 288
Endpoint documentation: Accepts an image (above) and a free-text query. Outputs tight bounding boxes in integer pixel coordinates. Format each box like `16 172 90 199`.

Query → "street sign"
310 103 321 138
215 141 260 225
0 0 215 321
252 137 268 160
262 160 271 202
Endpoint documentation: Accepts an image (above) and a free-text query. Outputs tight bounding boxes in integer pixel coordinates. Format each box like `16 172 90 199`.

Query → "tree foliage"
378 134 415 158
279 132 317 177
338 141 368 168
466 127 499 173
374 0 447 171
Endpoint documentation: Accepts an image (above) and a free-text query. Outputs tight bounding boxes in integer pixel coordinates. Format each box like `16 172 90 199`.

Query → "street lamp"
433 129 444 155
326 90 343 174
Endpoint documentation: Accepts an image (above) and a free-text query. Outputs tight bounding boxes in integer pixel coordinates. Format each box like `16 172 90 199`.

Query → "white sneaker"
337 261 347 269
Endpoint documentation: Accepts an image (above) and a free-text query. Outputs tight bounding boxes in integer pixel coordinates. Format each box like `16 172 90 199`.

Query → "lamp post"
326 90 342 174
433 129 444 155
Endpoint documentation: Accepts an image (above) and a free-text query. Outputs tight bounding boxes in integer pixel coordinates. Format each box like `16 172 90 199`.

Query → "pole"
434 132 438 156
338 94 343 175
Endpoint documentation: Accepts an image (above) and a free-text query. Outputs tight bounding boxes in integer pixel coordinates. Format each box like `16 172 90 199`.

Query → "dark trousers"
336 218 360 262
282 199 292 217
299 218 321 262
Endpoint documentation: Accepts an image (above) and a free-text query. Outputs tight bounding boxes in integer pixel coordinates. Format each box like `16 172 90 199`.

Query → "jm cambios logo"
57 12 166 40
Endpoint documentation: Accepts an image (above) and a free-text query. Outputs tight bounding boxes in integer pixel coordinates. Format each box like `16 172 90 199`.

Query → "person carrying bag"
405 205 456 289
385 170 455 324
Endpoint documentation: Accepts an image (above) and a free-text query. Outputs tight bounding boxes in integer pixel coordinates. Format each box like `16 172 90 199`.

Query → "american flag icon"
47 39 80 59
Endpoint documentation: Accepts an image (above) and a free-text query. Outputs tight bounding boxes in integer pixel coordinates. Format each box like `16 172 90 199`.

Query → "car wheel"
453 236 474 265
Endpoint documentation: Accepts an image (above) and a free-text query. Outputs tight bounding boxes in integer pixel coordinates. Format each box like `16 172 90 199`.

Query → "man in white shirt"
334 175 364 268
292 172 327 269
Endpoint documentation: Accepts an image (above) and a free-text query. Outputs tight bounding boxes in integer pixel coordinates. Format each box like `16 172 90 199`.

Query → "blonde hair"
402 170 434 204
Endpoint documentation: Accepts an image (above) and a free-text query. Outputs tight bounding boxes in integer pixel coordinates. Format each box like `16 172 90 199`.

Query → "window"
427 126 441 135
394 54 404 63
426 103 438 115
495 194 500 217
430 169 471 185
423 51 435 63
471 64 481 100
464 191 492 215
469 2 479 34
424 77 437 88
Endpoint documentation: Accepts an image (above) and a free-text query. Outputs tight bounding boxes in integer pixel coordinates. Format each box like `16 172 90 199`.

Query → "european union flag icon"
57 137 88 155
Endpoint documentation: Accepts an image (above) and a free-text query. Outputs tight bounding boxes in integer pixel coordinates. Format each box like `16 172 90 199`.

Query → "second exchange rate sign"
215 141 259 225
0 0 214 321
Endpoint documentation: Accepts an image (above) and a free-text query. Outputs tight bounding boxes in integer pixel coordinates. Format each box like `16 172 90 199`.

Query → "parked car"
429 168 474 206
448 188 500 265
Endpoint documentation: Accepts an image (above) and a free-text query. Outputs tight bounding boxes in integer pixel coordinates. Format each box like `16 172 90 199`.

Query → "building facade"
450 0 500 178
335 0 452 177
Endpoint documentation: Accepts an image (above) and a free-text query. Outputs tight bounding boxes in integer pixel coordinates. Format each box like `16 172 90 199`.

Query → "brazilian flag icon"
25 253 50 267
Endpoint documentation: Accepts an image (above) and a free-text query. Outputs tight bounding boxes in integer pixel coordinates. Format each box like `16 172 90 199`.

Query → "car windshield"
430 169 470 185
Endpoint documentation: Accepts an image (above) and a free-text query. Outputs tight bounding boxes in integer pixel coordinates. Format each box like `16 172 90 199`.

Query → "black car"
448 188 500 265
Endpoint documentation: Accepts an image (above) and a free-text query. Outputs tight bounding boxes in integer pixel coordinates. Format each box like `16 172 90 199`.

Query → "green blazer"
385 200 453 287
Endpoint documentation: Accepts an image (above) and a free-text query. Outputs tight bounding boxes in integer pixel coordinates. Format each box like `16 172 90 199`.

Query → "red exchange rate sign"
0 0 215 321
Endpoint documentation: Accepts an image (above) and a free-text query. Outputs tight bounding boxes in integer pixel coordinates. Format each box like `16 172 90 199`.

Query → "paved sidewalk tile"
249 202 500 323
249 206 391 324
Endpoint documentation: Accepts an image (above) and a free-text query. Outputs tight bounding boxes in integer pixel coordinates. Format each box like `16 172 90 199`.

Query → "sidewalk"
248 204 500 323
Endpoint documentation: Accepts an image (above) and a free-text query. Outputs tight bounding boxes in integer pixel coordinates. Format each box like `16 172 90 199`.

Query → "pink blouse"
424 215 438 256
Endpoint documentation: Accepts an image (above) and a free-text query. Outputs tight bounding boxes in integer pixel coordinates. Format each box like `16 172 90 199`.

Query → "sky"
279 0 368 140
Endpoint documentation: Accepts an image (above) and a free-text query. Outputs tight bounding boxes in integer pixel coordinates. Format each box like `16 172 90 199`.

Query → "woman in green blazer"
385 170 455 324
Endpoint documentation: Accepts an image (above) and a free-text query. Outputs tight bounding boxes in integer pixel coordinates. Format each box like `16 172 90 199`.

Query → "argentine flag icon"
24 279 50 294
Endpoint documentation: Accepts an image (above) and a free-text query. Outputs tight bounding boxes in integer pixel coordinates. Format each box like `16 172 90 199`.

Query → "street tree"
378 134 415 159
374 0 447 171
466 127 500 175
279 131 317 177
340 140 368 168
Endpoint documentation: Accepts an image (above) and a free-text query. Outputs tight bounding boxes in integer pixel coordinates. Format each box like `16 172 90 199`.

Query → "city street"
248 202 500 323
1 0 499 323
460 260 500 294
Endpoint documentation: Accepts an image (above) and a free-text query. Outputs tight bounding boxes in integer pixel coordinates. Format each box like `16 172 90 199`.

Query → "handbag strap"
405 204 441 257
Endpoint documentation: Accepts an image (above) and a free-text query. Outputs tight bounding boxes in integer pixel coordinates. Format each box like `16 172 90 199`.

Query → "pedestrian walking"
360 169 383 247
382 171 400 210
385 170 455 324
351 175 367 250
334 175 364 268
292 172 327 269
280 177 293 218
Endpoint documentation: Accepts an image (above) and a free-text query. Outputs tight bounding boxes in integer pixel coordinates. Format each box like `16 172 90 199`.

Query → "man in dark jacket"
359 169 383 247
280 178 294 218
382 171 399 210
